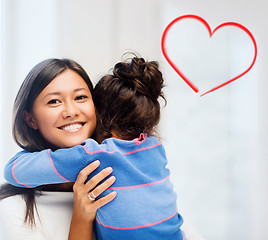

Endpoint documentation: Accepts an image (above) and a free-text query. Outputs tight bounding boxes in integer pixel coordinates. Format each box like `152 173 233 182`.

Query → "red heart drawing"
161 15 257 96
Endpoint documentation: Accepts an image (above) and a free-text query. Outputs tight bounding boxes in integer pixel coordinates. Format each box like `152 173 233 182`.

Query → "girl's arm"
69 161 116 240
4 139 101 188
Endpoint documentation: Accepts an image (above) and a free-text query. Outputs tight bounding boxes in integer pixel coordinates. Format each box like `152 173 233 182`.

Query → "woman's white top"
0 192 74 240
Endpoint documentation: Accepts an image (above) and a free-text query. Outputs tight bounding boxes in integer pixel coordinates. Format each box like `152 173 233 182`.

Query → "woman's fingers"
84 166 113 192
75 160 100 185
89 175 116 200
74 161 115 195
93 191 117 210
88 176 116 210
72 162 116 224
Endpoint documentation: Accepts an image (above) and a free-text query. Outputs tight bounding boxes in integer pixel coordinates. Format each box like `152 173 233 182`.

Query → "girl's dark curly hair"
93 55 166 141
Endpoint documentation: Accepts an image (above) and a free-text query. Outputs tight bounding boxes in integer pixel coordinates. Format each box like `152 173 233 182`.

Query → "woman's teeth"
62 123 82 132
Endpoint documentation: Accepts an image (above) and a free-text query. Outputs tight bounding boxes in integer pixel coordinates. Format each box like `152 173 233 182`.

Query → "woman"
0 58 116 240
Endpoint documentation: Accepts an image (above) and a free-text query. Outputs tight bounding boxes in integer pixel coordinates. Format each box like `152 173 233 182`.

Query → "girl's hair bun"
113 55 165 102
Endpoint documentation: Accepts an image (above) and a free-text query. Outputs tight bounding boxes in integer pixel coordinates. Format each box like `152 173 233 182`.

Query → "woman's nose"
62 101 79 118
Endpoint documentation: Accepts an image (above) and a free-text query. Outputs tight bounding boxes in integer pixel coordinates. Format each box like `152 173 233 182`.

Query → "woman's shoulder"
0 194 25 217
0 194 33 239
0 192 74 240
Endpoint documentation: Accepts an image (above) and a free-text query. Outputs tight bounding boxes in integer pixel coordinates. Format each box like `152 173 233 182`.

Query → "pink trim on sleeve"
12 158 32 188
48 149 70 182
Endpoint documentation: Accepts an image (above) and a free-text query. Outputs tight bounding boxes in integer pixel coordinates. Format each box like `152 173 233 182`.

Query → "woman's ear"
23 111 38 130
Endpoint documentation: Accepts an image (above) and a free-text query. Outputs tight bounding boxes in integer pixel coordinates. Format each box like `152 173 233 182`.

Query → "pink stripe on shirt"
96 210 178 230
107 175 170 190
83 142 162 155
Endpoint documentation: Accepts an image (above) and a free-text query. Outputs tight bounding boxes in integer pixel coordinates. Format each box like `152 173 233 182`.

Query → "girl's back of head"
93 54 166 141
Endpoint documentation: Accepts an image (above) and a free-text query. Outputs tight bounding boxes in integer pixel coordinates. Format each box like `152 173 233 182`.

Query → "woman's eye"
75 95 88 101
47 99 60 104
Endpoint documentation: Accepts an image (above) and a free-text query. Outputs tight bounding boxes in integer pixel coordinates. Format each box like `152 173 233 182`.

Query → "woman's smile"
58 122 85 133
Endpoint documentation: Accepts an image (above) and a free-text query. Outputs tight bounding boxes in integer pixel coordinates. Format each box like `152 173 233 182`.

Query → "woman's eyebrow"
43 92 61 99
42 88 89 100
74 88 88 92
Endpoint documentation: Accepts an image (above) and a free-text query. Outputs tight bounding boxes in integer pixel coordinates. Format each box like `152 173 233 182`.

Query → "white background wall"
1 0 267 239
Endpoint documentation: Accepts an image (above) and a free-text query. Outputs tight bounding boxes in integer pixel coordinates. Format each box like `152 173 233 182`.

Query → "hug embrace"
0 54 186 240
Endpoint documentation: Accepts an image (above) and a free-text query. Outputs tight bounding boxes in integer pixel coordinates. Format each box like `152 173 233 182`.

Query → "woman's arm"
4 139 101 188
68 161 117 240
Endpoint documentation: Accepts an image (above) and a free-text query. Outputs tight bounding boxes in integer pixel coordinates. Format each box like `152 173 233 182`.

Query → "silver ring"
88 191 97 201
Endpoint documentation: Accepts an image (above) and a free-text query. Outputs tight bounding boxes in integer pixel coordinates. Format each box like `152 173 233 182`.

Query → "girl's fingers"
84 167 113 192
93 191 117 209
75 160 100 184
90 176 116 198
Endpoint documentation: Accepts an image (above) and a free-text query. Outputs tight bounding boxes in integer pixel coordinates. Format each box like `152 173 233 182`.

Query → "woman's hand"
68 160 116 240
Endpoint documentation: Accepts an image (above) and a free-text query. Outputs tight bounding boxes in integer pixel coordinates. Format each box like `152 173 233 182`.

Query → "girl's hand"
68 160 116 240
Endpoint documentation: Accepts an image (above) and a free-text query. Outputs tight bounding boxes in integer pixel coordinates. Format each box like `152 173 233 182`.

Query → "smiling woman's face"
27 69 96 149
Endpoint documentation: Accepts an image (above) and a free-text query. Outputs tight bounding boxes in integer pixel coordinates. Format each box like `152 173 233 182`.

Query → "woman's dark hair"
93 55 166 140
0 58 93 226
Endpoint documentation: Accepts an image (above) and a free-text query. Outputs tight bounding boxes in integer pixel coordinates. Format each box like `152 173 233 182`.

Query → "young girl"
0 58 116 240
4 56 185 239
